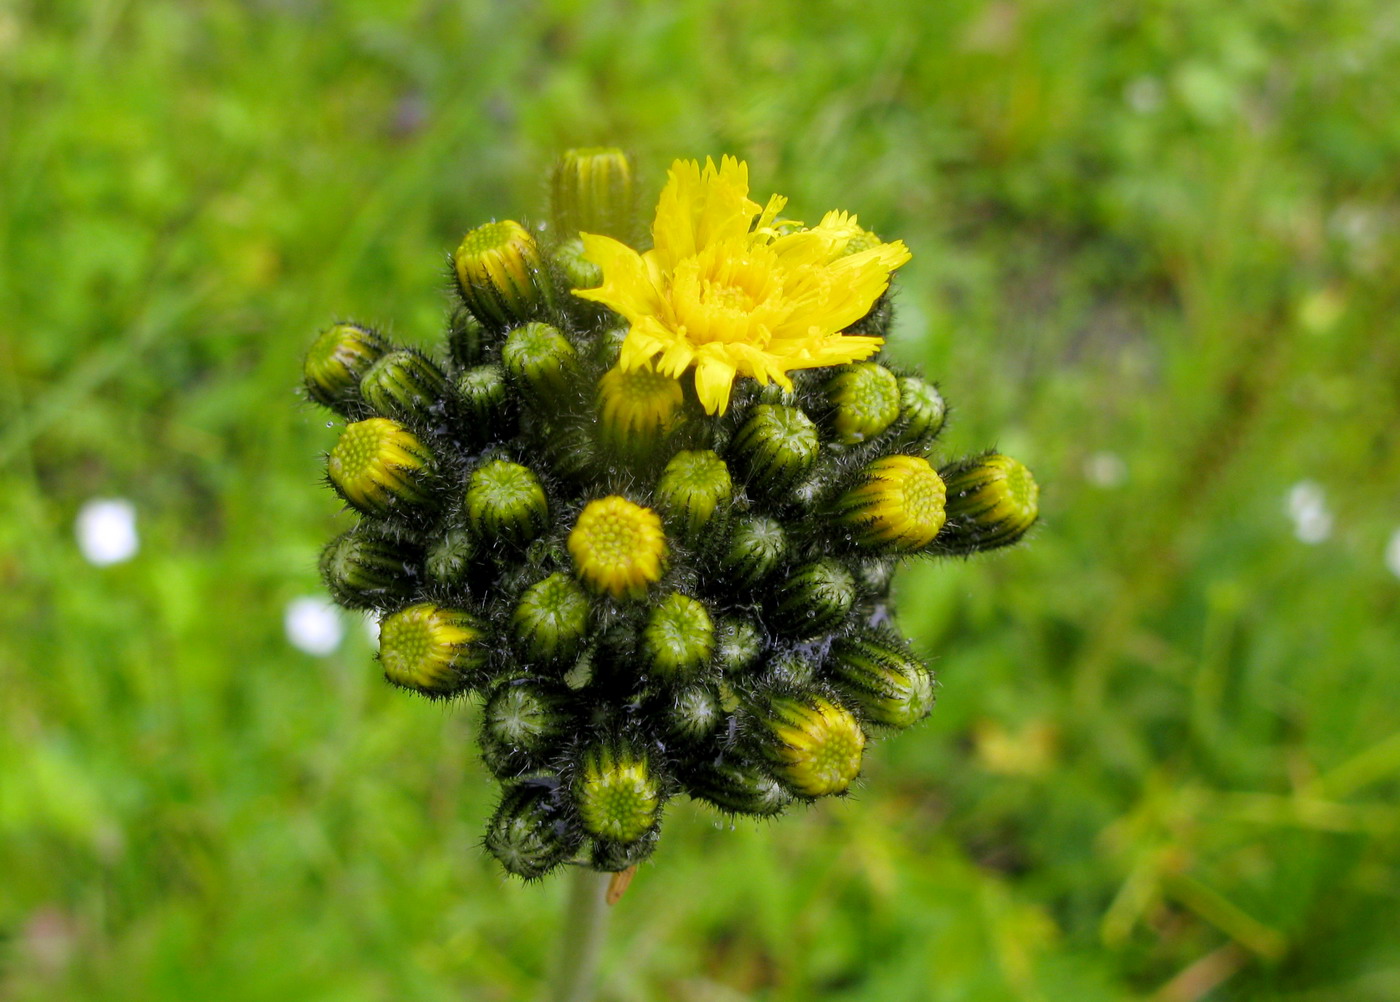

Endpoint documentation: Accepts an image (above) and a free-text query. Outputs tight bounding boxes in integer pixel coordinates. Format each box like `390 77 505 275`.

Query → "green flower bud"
481 679 574 775
484 783 580 880
655 450 731 544
424 529 478 587
573 743 663 845
590 829 658 873
465 459 549 547
512 572 592 665
501 322 579 405
453 220 553 329
327 418 435 517
769 558 857 639
834 455 947 553
453 364 512 437
824 362 901 444
550 147 637 242
686 759 793 817
642 591 714 679
714 616 763 673
829 630 936 729
762 651 817 688
596 363 684 458
304 322 390 414
447 307 488 368
751 693 865 798
543 423 600 482
319 527 421 609
359 349 449 427
938 453 1039 553
730 404 820 500
660 684 723 743
719 515 787 588
891 376 946 453
552 236 603 293
378 603 489 696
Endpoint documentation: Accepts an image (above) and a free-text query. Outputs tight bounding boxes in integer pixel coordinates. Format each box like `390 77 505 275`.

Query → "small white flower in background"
1286 480 1333 545
75 498 139 566
284 597 344 656
1385 528 1400 580
363 612 381 645
1124 75 1163 114
1084 452 1127 488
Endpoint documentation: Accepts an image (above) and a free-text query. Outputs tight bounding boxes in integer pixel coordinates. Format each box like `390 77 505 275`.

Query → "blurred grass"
2 1 1399 999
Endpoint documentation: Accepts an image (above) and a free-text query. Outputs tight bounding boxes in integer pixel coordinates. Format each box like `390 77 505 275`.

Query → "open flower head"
574 156 911 414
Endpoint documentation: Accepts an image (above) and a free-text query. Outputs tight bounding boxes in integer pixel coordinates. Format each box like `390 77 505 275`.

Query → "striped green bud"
769 558 857 639
454 364 511 434
829 631 936 729
730 404 820 499
661 684 723 743
378 603 489 696
762 651 817 688
550 147 637 242
481 679 573 775
687 759 793 817
485 783 579 880
359 349 448 427
327 418 435 516
501 322 579 404
892 376 946 453
304 322 389 414
642 592 714 678
573 744 663 845
512 572 591 665
834 455 947 552
719 515 787 587
447 307 488 368
751 694 865 798
424 529 477 587
715 616 763 673
825 363 901 444
655 450 731 544
939 453 1039 553
453 220 552 329
319 527 420 609
552 236 603 293
590 830 658 873
465 459 549 547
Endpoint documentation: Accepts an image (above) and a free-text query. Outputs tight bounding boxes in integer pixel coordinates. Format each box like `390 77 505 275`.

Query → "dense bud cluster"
303 150 1039 879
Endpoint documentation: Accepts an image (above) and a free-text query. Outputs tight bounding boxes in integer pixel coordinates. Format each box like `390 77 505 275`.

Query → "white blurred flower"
284 597 344 656
1385 528 1400 580
363 612 381 645
1084 451 1127 488
1124 75 1163 114
75 498 139 566
1286 481 1333 545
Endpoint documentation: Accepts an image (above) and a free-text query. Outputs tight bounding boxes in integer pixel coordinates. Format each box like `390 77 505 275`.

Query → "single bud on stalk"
825 362 901 444
304 322 389 414
359 349 448 427
730 404 821 500
327 418 435 517
686 759 793 817
568 496 668 600
573 743 663 845
829 630 936 728
512 572 592 664
596 363 684 456
501 322 579 405
319 527 420 609
751 694 866 798
481 680 573 775
465 460 549 547
642 591 714 678
891 376 946 453
452 220 553 329
655 450 731 544
485 783 580 880
378 603 489 696
769 558 857 639
719 515 787 587
834 455 947 552
938 453 1039 553
550 147 637 241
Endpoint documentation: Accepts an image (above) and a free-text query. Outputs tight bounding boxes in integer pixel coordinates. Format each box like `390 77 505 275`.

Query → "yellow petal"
573 233 666 321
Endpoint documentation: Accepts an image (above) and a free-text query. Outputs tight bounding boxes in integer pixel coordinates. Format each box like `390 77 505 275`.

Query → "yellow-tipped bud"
303 322 390 414
829 631 936 729
596 363 684 454
327 418 435 516
753 694 866 798
824 362 901 444
378 603 489 696
939 453 1039 552
655 450 731 543
834 454 946 552
550 147 637 241
573 744 662 845
567 496 668 600
642 591 714 678
452 220 552 329
465 459 549 547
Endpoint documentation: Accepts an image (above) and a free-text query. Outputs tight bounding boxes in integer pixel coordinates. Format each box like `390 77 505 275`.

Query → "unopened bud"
453 364 512 436
501 322 579 405
751 694 865 798
481 679 574 775
938 453 1039 552
465 459 549 547
719 515 787 587
568 496 668 600
378 603 489 696
642 591 714 678
452 220 553 329
447 307 488 368
660 684 723 743
714 616 763 672
824 363 901 444
769 558 857 639
596 363 684 457
304 323 390 414
687 760 793 817
512 572 592 665
829 630 936 729
485 783 580 880
359 349 448 427
573 744 663 845
319 527 420 609
550 147 637 241
730 404 820 500
327 418 435 517
834 455 947 552
552 236 603 292
655 450 731 544
424 529 477 587
891 376 946 453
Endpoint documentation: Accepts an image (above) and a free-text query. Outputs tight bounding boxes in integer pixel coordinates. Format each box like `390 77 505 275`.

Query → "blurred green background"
3 1 1398 999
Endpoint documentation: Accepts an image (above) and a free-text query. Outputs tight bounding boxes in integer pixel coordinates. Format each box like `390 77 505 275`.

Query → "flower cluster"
303 150 1038 879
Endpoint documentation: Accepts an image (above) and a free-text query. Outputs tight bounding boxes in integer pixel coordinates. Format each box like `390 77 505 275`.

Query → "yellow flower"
567 496 669 599
573 156 911 414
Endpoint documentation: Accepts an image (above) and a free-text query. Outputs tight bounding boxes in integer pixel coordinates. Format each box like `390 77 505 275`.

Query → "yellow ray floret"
573 156 911 414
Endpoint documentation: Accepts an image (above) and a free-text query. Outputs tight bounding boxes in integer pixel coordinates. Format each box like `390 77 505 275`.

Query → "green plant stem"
548 866 612 1002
